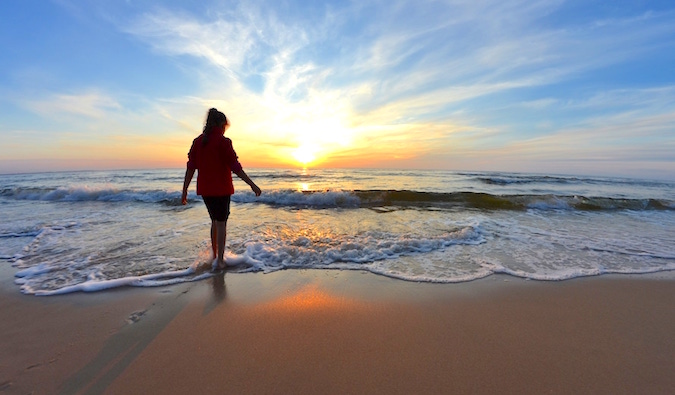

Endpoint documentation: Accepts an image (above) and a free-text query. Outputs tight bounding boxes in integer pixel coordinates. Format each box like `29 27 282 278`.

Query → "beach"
1 268 673 394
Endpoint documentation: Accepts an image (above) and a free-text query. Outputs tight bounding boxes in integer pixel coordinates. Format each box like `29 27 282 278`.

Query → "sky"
1 0 674 179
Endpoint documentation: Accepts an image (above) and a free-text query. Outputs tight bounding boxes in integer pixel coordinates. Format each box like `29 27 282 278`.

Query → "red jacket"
187 127 243 196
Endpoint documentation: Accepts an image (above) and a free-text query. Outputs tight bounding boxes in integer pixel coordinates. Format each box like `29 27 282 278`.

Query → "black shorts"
202 196 231 222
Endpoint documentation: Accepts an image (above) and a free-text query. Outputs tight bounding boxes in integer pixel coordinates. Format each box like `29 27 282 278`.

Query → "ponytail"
202 108 228 146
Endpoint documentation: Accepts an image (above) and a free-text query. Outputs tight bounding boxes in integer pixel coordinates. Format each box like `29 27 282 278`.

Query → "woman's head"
202 108 229 145
205 108 228 130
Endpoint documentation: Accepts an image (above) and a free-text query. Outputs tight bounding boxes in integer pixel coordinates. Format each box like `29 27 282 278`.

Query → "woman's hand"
181 190 189 205
251 184 262 197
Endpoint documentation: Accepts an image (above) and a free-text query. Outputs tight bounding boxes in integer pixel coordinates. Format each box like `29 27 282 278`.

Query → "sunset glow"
1 1 674 179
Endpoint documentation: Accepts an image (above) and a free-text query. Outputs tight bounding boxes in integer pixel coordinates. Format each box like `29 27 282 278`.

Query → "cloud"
479 109 675 164
122 3 310 81
21 90 121 119
567 86 675 111
120 1 674 112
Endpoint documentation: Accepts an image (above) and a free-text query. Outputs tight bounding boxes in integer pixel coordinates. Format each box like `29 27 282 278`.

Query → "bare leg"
216 221 227 261
212 220 227 268
210 221 217 259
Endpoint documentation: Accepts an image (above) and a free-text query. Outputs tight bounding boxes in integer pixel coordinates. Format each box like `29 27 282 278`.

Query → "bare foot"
211 258 227 271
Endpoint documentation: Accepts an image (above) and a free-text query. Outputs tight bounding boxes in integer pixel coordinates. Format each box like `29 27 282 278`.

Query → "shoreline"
0 269 673 394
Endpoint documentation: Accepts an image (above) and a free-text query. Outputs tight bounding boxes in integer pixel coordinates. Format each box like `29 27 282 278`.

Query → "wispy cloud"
21 90 121 118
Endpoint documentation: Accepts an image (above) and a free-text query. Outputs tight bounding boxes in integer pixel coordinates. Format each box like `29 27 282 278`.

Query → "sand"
0 267 673 395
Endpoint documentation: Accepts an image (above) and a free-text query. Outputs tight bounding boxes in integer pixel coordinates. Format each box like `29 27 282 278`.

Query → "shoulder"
218 136 234 147
188 135 201 152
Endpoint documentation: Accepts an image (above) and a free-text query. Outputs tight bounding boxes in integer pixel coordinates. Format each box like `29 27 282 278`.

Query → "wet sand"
0 267 673 394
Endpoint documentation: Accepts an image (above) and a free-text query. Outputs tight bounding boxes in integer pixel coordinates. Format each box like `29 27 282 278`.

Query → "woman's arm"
234 169 261 196
181 167 196 205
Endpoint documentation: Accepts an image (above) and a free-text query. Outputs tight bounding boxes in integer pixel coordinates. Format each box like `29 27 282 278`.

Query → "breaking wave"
2 185 673 211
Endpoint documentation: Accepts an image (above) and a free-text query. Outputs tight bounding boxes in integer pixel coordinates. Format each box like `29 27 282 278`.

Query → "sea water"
1 168 673 295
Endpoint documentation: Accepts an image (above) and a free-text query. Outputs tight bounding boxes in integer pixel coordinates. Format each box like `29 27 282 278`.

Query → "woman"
181 108 261 270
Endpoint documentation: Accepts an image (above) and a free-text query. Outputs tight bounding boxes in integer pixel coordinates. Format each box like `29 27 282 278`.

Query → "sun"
292 144 318 166
271 110 354 167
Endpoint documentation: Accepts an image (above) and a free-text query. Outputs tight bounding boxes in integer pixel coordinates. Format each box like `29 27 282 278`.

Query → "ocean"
1 168 673 296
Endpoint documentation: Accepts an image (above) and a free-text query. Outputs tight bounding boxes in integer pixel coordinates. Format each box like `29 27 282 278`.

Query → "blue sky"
1 0 674 179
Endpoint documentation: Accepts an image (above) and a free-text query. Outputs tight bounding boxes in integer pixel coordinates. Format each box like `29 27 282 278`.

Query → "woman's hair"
202 108 228 146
